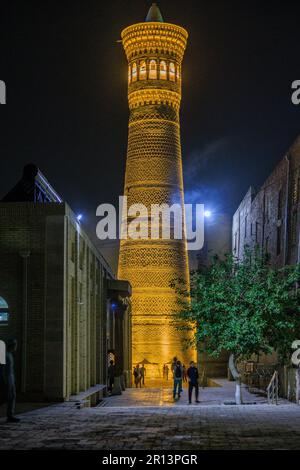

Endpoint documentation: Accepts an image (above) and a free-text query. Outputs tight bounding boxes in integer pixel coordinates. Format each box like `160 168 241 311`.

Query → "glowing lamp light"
204 210 212 218
111 302 118 311
77 214 82 222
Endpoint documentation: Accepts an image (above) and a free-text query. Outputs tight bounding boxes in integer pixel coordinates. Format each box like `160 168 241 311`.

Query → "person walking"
140 365 146 386
182 364 188 383
107 359 115 393
173 360 183 400
133 364 142 388
0 355 7 407
171 357 177 378
5 338 20 423
187 360 200 404
165 364 169 381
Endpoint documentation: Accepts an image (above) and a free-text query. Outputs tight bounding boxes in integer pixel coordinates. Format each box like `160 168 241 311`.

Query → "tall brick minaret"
118 4 194 377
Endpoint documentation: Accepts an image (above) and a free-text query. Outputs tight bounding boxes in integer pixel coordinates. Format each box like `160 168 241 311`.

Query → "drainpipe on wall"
298 231 300 264
261 189 265 256
297 171 300 265
284 154 290 266
237 210 240 260
19 251 30 394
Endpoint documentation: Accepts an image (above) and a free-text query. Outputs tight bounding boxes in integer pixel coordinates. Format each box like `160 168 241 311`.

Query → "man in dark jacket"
187 360 200 404
107 360 116 393
173 360 183 400
5 338 20 422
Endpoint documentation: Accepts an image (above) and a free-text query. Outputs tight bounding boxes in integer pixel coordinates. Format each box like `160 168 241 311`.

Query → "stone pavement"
102 378 276 407
0 380 299 450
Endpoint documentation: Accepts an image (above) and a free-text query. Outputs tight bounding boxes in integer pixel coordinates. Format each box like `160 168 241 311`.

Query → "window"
169 62 175 81
234 232 238 252
132 63 137 82
276 226 282 256
160 61 167 80
255 222 259 243
277 189 283 219
128 65 131 84
149 60 157 79
79 238 86 270
70 229 76 262
264 193 270 223
244 215 248 239
139 61 146 80
291 211 297 245
0 297 9 324
265 236 269 255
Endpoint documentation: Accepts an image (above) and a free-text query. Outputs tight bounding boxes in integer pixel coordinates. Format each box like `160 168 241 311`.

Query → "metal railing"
267 370 279 405
240 361 278 394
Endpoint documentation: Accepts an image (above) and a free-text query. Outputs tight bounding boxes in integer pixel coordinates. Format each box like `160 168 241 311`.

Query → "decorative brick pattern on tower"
118 5 195 375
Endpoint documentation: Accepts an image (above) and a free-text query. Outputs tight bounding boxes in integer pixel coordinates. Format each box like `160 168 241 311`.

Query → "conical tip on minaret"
145 3 164 22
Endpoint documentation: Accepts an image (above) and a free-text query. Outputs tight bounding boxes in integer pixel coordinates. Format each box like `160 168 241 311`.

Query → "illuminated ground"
102 378 273 407
0 381 300 450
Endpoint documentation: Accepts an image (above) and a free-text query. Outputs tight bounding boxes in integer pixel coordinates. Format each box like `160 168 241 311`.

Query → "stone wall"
278 366 300 403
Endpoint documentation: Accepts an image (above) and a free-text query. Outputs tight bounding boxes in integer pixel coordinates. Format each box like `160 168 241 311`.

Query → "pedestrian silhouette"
173 360 183 400
133 364 142 388
187 360 200 404
107 360 115 393
140 365 146 386
5 338 20 423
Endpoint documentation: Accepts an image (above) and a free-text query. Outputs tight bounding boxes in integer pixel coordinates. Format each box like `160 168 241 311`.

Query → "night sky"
1 0 300 271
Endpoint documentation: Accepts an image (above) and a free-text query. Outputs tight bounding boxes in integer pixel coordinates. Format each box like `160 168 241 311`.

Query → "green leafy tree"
172 248 300 403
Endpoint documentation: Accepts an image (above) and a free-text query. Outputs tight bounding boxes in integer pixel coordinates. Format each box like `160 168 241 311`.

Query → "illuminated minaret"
118 4 194 376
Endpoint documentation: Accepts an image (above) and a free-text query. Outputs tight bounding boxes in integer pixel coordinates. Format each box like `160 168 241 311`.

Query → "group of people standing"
132 357 200 404
133 364 146 388
171 357 200 404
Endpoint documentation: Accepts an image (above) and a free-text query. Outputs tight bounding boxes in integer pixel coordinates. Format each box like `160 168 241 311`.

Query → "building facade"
232 135 300 393
118 4 195 376
0 165 131 402
233 135 300 267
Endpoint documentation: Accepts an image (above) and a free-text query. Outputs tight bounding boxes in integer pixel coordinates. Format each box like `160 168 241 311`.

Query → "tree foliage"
172 249 300 363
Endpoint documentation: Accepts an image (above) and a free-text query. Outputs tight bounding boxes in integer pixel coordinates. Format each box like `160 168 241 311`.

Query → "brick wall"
0 202 115 401
233 134 300 267
232 135 300 369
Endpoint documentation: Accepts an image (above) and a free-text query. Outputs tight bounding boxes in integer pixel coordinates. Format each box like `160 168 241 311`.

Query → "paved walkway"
102 379 277 407
0 380 299 450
